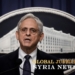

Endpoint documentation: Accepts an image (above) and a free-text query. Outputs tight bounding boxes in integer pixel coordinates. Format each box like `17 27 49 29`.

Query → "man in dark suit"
0 13 64 75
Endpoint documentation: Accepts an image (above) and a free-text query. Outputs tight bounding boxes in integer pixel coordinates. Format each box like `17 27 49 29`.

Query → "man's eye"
21 28 27 31
31 29 37 32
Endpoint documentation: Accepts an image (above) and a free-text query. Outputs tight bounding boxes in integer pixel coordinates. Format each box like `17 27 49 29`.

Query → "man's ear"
15 31 19 40
39 33 44 42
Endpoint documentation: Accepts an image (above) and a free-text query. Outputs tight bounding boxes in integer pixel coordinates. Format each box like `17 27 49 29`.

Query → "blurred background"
0 0 75 16
0 0 75 58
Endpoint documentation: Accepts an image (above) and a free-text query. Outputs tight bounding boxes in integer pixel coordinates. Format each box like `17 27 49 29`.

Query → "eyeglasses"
19 28 39 35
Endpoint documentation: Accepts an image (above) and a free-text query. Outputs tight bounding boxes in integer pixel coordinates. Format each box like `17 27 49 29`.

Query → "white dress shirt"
18 47 37 75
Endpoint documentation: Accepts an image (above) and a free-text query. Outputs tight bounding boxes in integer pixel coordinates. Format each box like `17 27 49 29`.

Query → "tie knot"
25 55 31 60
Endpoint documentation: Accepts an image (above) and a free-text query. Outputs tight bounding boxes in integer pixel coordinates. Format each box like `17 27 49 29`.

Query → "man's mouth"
24 38 31 42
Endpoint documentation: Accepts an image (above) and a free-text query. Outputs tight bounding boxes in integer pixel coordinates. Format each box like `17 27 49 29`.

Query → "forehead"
20 18 39 29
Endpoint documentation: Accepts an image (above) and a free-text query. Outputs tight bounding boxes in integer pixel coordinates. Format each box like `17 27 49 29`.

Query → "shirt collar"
19 47 37 60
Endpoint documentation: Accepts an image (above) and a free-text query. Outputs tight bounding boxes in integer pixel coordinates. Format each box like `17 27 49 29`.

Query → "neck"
20 46 37 54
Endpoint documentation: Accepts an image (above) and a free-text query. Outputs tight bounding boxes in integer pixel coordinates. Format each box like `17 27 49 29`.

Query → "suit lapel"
8 49 20 75
34 49 43 75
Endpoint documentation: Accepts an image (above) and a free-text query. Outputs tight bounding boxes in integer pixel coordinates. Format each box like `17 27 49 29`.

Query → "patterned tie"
23 55 31 75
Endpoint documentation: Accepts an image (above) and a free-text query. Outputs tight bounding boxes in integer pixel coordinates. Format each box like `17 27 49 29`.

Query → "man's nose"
26 30 31 36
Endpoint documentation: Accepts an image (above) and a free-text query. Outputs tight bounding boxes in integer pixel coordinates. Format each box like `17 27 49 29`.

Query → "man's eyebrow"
22 27 37 29
30 28 37 29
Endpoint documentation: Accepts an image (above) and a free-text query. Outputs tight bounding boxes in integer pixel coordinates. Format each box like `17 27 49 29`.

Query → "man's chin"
23 45 31 48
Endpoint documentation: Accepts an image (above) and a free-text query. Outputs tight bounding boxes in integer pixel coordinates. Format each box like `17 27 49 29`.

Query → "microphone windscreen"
16 59 22 66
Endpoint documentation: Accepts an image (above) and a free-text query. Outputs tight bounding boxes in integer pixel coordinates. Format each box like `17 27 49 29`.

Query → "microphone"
15 59 22 66
64 66 75 75
0 59 22 75
19 67 40 75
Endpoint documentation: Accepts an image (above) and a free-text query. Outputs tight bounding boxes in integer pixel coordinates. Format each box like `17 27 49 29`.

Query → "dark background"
0 0 75 16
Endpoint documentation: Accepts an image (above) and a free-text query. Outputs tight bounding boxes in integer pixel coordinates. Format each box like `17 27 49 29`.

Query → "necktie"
23 55 31 75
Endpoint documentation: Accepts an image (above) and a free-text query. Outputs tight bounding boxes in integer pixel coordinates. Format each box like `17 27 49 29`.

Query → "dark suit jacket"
0 49 64 75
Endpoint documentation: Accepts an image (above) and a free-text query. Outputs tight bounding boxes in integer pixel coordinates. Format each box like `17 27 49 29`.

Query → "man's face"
16 18 44 49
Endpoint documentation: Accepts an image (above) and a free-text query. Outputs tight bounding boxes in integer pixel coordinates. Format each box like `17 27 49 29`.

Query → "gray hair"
17 13 43 33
